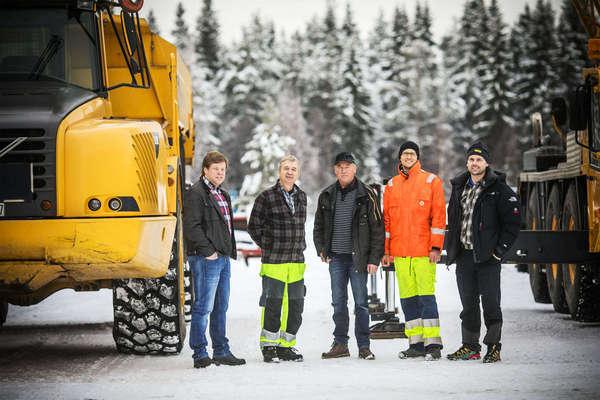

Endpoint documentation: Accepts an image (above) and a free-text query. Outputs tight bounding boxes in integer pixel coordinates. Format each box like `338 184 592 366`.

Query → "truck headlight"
108 197 123 211
88 198 101 211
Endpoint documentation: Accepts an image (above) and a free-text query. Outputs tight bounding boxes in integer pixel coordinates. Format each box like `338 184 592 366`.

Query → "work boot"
447 344 481 361
358 347 375 360
213 353 246 366
398 347 425 359
193 357 212 368
483 343 502 363
425 348 441 361
262 346 280 363
321 342 350 359
277 347 303 362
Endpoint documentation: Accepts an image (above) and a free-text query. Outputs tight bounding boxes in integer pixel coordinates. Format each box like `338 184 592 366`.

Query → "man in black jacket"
445 142 521 363
248 155 307 363
183 151 245 369
314 152 385 360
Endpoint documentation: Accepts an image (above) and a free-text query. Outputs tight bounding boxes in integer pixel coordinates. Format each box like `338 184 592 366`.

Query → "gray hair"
278 154 300 171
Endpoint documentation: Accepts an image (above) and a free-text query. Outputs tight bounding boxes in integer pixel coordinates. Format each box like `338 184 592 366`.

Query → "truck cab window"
0 9 100 92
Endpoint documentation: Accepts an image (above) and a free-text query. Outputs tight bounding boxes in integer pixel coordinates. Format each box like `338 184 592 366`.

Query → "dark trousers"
261 278 304 338
456 249 502 349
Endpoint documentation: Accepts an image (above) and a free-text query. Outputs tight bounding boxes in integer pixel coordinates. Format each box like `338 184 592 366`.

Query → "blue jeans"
189 255 231 360
329 255 370 349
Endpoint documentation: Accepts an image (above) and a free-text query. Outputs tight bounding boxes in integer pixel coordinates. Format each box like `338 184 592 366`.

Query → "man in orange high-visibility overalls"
382 141 446 361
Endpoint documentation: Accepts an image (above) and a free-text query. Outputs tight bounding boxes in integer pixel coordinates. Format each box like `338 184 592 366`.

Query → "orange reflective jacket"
383 161 446 257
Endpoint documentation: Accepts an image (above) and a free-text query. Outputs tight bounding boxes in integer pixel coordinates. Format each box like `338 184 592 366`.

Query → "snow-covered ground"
1 233 599 400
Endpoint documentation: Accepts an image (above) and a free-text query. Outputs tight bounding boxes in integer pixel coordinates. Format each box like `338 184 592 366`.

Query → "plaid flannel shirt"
248 182 307 263
203 176 232 234
460 178 482 250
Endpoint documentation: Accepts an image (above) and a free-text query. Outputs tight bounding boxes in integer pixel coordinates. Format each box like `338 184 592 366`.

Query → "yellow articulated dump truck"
0 0 195 354
505 0 600 323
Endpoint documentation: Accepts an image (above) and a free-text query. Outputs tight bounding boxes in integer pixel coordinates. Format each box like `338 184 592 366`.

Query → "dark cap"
334 151 357 166
398 141 420 159
466 141 490 163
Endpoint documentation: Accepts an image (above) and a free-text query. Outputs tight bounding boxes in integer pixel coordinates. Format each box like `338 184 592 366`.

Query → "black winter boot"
277 347 303 362
262 346 280 363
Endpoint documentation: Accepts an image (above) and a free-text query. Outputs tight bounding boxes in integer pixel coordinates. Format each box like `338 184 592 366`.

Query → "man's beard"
469 168 485 177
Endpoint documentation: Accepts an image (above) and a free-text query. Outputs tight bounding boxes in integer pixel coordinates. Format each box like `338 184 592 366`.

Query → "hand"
367 264 378 274
429 249 441 264
381 254 393 266
206 252 218 260
320 252 331 263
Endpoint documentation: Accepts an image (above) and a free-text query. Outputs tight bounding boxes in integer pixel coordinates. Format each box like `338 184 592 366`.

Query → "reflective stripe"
426 174 435 184
405 318 424 343
408 334 424 345
260 329 281 347
279 331 297 348
423 318 442 345
385 232 390 238
430 228 445 235
423 318 440 328
261 329 279 341
424 336 443 347
405 318 423 330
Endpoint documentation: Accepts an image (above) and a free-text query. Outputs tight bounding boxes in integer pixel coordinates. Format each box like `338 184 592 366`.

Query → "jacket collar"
451 167 505 190
398 160 421 178
326 177 368 199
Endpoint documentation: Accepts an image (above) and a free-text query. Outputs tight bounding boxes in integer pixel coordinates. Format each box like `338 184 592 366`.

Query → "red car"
232 214 261 265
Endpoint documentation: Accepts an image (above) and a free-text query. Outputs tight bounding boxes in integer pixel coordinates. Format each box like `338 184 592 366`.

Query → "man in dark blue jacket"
445 142 521 363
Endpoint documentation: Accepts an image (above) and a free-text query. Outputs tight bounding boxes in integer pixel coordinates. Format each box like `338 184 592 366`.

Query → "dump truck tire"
561 185 600 322
112 192 187 354
545 186 569 314
0 300 8 329
527 187 551 303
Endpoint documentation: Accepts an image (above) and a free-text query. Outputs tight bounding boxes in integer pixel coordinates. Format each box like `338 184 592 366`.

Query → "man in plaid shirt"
184 151 245 369
248 155 307 363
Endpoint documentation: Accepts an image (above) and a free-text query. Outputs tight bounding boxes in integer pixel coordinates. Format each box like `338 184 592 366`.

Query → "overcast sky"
140 0 564 46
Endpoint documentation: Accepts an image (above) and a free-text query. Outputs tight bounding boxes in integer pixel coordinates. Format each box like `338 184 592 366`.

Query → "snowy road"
1 252 599 400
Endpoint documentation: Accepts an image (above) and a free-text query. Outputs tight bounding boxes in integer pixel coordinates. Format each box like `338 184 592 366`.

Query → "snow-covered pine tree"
171 2 192 65
477 0 516 177
376 6 412 177
529 0 560 138
438 28 465 182
189 0 225 181
508 4 536 152
335 3 379 182
146 9 159 35
238 99 295 208
404 2 440 172
447 0 489 158
555 0 588 98
301 2 343 189
219 15 283 189
278 31 321 194
365 10 395 178
195 0 221 80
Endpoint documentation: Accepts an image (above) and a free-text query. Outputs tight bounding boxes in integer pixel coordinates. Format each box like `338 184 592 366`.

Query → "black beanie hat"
466 141 490 162
398 141 420 159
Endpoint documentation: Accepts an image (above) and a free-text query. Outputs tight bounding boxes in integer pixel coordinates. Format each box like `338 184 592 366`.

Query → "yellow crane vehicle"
505 0 600 322
0 0 196 354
